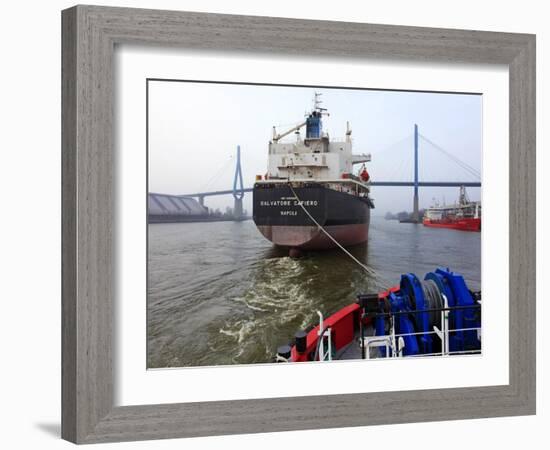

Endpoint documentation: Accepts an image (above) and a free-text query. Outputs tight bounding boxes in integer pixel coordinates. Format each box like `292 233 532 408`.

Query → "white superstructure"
265 93 371 183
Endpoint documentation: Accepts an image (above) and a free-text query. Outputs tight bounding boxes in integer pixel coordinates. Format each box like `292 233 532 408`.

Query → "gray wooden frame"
62 4 536 444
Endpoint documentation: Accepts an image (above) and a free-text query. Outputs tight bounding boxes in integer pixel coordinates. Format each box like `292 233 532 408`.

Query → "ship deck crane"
272 120 307 143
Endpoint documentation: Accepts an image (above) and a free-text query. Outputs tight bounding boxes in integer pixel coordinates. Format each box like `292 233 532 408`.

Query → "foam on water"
147 218 480 368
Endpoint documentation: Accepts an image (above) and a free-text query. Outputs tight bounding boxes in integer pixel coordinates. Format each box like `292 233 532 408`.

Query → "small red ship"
423 186 481 232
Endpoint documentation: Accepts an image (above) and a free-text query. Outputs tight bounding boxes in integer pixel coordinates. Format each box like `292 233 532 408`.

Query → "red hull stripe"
290 286 400 362
291 303 360 362
258 223 369 249
423 218 480 232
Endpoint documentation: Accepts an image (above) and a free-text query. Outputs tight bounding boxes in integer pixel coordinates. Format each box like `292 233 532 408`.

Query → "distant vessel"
423 186 481 232
253 93 374 251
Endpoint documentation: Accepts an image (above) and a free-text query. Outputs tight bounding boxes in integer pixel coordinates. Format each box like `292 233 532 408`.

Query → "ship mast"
313 92 327 113
459 185 470 206
272 92 329 143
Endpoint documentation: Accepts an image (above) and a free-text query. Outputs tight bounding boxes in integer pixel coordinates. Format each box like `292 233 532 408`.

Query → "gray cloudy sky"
148 80 481 214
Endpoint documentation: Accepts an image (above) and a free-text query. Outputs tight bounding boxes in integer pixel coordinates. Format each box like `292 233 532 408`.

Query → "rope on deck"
288 183 383 282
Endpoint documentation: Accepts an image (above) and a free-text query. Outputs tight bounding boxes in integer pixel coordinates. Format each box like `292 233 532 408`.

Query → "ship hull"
423 217 481 232
253 184 371 249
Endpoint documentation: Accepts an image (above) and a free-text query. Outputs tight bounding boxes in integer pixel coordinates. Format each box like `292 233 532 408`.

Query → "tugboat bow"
276 268 481 363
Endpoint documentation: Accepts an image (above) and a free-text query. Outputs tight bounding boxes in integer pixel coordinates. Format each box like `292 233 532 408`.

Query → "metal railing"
360 296 481 359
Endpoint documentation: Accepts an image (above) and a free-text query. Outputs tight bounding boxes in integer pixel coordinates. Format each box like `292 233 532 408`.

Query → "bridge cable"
419 134 481 180
288 184 390 288
198 156 234 192
369 134 412 182
369 135 412 160
420 134 480 179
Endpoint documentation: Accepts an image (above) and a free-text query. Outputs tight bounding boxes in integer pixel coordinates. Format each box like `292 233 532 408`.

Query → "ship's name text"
259 200 319 207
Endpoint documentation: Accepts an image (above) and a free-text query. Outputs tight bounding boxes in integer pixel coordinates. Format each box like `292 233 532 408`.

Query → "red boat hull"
423 217 480 232
257 223 369 249
290 303 362 362
290 287 399 362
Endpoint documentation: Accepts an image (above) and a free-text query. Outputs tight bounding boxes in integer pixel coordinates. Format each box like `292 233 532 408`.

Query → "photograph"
147 80 482 368
2 0 541 447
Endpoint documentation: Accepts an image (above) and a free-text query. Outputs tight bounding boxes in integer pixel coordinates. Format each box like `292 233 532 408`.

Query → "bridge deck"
181 181 481 198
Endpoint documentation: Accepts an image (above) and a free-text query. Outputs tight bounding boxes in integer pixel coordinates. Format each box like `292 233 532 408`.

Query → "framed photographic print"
62 5 536 443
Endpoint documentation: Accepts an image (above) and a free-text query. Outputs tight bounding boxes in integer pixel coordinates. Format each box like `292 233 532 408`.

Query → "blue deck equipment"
373 268 481 357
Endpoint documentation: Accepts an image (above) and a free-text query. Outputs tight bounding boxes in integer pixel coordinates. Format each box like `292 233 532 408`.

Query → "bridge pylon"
412 123 420 223
232 145 244 220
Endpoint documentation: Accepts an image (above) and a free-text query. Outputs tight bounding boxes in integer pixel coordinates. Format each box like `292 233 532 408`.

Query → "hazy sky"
148 80 481 214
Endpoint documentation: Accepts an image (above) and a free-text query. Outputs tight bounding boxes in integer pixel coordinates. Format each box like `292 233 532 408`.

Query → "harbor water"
147 217 481 368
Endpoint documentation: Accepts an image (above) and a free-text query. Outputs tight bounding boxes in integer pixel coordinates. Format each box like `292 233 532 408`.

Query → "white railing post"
390 315 397 357
398 337 405 357
442 294 449 356
326 328 332 361
317 311 324 362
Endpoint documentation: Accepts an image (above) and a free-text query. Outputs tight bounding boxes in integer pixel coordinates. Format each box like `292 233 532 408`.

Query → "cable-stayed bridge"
175 124 481 221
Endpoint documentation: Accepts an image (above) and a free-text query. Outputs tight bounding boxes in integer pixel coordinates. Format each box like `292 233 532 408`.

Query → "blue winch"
366 268 481 357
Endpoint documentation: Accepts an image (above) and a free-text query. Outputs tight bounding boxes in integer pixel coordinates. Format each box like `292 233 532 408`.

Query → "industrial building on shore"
148 193 248 223
148 193 209 223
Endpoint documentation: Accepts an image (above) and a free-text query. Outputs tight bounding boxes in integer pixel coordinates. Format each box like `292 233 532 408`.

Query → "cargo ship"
253 94 374 251
275 268 481 363
422 186 481 232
